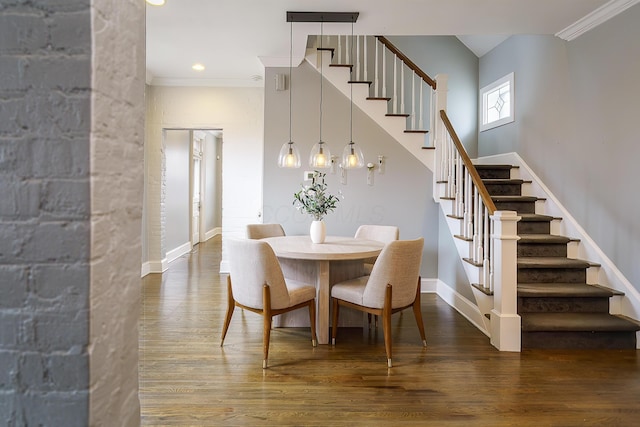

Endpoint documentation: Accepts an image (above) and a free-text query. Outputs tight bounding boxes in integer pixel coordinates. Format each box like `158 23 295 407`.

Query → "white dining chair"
331 238 426 368
221 238 317 368
354 225 399 275
246 223 286 239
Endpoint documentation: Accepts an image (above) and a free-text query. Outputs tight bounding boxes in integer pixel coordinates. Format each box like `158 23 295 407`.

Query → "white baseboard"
435 279 489 337
420 278 438 293
140 258 168 277
204 227 221 241
166 242 192 265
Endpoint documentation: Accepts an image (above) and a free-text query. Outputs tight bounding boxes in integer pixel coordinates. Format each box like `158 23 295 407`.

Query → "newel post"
432 74 448 202
490 210 521 351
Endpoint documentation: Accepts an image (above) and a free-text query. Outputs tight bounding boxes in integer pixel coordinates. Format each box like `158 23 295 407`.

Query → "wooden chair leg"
220 276 235 346
412 278 427 347
383 284 393 368
262 285 272 369
331 297 339 345
309 299 317 347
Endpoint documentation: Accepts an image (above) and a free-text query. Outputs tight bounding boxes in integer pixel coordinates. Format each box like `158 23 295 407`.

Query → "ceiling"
145 0 611 87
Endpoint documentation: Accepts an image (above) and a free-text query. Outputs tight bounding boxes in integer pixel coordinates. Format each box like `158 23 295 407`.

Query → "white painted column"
490 210 521 352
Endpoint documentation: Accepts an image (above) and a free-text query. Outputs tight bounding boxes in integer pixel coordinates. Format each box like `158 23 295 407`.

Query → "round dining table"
262 235 384 344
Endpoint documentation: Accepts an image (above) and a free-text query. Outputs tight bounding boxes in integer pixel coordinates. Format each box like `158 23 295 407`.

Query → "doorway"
164 128 223 263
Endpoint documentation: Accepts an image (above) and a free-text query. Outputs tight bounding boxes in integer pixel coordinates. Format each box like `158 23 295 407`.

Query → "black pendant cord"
289 21 293 144
349 20 354 144
319 21 323 144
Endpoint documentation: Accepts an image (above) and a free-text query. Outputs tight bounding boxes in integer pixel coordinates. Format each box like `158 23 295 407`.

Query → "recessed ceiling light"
146 0 165 6
192 63 205 71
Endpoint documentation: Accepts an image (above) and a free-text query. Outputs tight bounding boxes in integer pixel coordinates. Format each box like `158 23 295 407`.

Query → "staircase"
476 164 640 349
307 35 640 351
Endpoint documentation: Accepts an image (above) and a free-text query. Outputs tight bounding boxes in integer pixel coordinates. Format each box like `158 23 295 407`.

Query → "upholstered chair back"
363 238 424 309
228 239 291 310
246 223 286 239
354 225 399 243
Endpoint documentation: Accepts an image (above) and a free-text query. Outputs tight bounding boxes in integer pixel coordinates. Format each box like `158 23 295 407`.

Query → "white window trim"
479 72 514 132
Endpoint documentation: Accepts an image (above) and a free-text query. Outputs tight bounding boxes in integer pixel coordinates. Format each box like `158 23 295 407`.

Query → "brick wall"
0 0 91 424
0 0 144 424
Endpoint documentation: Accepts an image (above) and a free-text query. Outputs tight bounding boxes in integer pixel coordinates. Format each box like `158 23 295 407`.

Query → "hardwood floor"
140 236 640 426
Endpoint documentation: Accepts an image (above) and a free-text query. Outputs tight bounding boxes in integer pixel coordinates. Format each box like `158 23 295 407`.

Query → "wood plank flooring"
140 236 640 426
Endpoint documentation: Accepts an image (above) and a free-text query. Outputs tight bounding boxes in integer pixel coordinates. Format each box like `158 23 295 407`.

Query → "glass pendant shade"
341 142 365 169
278 141 301 168
309 141 331 168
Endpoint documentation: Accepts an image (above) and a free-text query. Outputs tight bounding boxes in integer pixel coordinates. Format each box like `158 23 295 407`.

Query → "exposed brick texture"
0 0 91 426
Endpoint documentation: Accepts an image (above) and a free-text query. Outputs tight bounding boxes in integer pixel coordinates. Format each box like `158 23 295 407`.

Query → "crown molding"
148 77 264 88
556 0 640 41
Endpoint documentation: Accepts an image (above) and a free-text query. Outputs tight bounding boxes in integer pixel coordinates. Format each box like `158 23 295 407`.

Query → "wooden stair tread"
521 313 640 332
366 97 391 101
518 234 571 244
483 178 524 185
404 129 428 134
518 213 555 222
492 195 538 202
474 164 513 170
386 113 410 117
518 257 592 269
518 283 616 298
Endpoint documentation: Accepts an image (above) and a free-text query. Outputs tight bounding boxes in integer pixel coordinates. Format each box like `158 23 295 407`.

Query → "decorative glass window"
479 72 514 131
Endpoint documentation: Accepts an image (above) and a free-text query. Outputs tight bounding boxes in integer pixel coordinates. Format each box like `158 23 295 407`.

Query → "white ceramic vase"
310 220 326 244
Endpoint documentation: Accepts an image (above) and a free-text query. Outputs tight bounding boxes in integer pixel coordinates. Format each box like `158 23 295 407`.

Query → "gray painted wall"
165 130 191 252
263 61 438 277
478 4 640 290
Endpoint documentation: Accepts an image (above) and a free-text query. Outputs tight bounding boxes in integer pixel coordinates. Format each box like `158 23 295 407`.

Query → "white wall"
478 3 640 291
143 85 264 272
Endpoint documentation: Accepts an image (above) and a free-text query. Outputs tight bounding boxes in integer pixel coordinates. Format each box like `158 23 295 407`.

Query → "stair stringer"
305 49 435 172
476 152 640 348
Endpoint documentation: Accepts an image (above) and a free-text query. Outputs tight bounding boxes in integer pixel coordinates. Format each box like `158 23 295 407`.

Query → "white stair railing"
331 35 436 144
439 110 521 351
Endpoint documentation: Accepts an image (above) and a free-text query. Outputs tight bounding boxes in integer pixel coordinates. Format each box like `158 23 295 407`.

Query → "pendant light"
309 21 331 169
277 21 301 168
341 18 365 169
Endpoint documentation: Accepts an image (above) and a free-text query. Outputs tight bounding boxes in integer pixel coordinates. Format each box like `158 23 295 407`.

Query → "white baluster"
346 35 350 67
411 73 416 130
355 35 360 81
464 170 472 239
477 203 484 266
374 39 379 97
393 55 398 113
363 36 368 82
418 80 424 131
473 188 480 263
382 44 387 98
400 63 405 114
456 157 463 217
